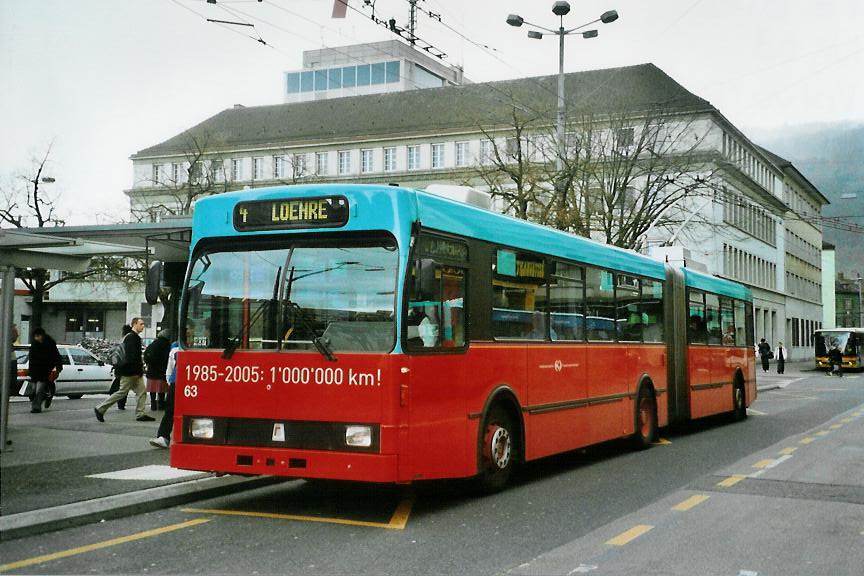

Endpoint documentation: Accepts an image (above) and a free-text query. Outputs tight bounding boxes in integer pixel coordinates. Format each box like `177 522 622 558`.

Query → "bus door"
404 258 471 481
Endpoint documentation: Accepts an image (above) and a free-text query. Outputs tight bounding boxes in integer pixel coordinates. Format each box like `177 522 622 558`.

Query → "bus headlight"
190 418 215 439
345 425 372 448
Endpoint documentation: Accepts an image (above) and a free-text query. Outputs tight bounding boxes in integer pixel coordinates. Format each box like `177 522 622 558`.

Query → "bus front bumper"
170 443 400 483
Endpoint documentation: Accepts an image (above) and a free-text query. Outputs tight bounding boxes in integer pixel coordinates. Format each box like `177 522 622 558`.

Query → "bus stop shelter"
0 223 190 451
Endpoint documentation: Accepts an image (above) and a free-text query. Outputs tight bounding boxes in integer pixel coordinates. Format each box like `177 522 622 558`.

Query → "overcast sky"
2 0 862 226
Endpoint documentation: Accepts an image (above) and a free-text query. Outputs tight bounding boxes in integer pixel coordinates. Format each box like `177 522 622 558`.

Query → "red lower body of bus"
170 344 755 483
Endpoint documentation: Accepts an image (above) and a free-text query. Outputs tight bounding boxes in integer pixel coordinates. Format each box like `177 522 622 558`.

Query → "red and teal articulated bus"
160 184 756 491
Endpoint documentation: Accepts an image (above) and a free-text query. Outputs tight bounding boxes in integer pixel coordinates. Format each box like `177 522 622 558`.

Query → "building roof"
754 145 830 205
132 63 713 159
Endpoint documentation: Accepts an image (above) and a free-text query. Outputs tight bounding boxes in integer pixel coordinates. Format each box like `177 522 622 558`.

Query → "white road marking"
87 465 206 480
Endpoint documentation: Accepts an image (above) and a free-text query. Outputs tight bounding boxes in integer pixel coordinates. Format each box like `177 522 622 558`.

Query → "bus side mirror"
145 260 163 305
415 259 437 300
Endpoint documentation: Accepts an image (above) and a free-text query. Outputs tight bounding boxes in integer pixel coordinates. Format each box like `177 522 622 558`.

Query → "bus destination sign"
233 196 349 231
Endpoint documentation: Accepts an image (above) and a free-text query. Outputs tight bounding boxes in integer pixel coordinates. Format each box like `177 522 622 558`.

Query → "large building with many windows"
127 60 828 359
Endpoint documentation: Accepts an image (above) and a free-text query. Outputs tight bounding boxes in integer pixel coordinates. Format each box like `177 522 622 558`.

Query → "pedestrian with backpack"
106 324 132 410
94 317 154 422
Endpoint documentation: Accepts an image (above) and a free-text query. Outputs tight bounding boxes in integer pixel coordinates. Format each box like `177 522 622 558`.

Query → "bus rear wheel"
477 405 517 493
632 386 657 450
731 379 747 421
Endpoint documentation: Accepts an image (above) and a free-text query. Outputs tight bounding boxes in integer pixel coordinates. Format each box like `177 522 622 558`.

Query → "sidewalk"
0 395 281 541
752 359 816 391
0 360 817 541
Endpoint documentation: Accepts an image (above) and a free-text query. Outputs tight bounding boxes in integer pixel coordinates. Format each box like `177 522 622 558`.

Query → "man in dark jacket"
28 328 64 413
94 317 154 422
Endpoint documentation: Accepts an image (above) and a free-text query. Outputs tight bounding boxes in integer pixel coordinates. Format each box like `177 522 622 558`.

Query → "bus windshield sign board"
233 196 349 231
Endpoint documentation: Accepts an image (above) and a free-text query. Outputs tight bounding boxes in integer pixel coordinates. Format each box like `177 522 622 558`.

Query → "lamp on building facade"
506 2 618 175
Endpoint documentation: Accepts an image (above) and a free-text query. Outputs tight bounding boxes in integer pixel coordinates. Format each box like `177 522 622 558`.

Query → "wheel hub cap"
490 427 511 469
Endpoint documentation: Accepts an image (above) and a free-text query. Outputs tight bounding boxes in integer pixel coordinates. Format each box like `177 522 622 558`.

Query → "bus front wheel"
477 405 518 493
632 385 657 450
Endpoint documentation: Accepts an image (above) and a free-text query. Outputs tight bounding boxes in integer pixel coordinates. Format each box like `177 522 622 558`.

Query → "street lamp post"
856 275 863 327
507 2 618 175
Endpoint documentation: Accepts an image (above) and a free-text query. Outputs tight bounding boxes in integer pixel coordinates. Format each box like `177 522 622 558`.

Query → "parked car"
15 344 114 399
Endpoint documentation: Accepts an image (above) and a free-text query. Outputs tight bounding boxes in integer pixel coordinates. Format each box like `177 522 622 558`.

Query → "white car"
15 344 114 399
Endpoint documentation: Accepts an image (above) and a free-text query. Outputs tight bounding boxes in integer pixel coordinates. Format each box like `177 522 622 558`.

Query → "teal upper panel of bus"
191 184 752 296
412 189 669 280
684 267 752 302
190 184 417 248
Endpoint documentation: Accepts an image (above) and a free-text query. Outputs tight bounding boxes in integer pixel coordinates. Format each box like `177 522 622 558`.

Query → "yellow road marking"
606 524 653 546
746 408 768 415
387 494 415 529
841 418 853 424
778 447 797 455
816 430 830 436
717 474 747 487
829 424 843 429
183 493 414 531
672 494 709 511
752 459 775 469
0 518 210 573
653 438 672 445
800 437 816 445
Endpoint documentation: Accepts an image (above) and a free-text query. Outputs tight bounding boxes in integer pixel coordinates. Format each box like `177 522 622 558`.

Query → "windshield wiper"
222 298 274 359
283 300 337 362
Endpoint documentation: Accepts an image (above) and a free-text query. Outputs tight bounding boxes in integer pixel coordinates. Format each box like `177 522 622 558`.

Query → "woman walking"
758 338 772 373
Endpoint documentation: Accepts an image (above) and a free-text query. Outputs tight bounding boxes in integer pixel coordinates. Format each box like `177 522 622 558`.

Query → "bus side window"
491 250 548 340
407 260 466 349
733 299 747 347
641 279 664 343
549 261 585 341
705 293 722 345
688 290 707 345
585 267 615 342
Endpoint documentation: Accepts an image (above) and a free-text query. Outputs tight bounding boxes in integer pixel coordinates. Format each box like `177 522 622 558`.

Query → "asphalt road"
2 370 862 575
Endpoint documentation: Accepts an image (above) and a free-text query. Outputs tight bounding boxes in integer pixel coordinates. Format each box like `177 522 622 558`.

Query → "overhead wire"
169 1 855 234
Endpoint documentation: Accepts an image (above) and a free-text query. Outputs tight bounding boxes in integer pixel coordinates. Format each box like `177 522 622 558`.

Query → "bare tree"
132 133 231 221
0 145 66 333
565 108 723 251
465 107 553 222
467 103 725 252
1 145 146 335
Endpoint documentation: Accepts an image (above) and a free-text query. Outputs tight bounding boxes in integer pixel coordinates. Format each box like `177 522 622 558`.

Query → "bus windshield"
815 330 854 356
184 236 399 353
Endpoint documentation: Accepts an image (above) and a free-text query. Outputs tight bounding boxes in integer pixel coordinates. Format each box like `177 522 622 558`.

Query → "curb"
0 474 285 541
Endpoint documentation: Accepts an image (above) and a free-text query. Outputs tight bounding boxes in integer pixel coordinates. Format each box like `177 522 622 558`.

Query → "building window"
615 127 635 150
273 155 284 179
407 145 421 170
479 139 493 163
316 152 329 175
431 143 445 169
253 157 264 180
65 309 105 335
338 150 351 175
171 163 181 183
455 142 469 167
384 147 397 172
293 154 307 177
231 159 243 181
151 164 161 184
361 149 374 173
